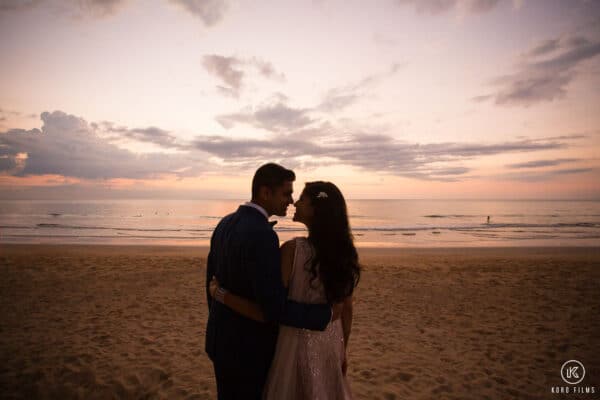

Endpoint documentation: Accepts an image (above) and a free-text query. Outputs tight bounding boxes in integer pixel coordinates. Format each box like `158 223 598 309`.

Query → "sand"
1 245 599 399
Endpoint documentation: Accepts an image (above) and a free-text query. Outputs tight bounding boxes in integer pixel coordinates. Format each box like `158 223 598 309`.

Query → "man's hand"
331 302 344 321
209 276 219 298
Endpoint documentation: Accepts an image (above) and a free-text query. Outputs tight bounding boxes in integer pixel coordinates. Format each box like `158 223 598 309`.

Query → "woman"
210 181 360 399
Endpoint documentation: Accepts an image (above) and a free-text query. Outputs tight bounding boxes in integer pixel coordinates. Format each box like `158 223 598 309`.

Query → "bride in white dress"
210 181 360 400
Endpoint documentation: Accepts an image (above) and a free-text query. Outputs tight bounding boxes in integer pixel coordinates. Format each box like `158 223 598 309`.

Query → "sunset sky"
1 0 599 199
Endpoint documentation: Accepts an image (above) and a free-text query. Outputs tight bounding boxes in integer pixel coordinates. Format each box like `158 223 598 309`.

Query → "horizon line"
1 197 600 202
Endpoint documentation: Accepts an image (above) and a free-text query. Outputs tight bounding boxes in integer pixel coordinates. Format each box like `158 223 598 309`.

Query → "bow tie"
269 220 278 227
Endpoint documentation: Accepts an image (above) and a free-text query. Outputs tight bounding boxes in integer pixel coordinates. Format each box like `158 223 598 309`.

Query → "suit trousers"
212 358 271 400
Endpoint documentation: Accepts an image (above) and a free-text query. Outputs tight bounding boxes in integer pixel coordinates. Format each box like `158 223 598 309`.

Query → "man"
205 163 334 400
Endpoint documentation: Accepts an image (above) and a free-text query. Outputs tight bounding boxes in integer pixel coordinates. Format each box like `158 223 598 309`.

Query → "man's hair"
251 163 296 199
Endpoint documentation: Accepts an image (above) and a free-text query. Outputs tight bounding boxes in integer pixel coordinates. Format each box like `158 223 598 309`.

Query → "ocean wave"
3 222 596 236
34 223 214 232
352 222 600 232
421 213 597 219
2 234 208 240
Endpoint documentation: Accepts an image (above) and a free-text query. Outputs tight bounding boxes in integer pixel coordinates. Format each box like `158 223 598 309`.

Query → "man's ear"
258 185 271 201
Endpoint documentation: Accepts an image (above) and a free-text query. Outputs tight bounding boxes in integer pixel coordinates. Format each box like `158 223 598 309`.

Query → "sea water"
1 199 599 247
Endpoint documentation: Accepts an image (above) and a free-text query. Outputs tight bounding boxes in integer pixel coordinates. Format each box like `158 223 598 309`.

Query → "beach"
1 244 599 399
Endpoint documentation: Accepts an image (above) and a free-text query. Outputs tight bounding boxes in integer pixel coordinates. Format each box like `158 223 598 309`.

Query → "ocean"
1 199 599 247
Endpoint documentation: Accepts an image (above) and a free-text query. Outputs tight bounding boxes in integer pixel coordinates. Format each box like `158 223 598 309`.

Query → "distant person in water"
205 163 336 400
211 180 360 399
487 216 490 224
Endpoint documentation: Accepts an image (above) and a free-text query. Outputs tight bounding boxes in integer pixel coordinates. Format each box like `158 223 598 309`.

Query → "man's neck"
245 201 271 218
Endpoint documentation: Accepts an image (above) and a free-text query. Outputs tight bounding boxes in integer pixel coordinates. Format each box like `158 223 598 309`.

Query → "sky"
1 0 600 200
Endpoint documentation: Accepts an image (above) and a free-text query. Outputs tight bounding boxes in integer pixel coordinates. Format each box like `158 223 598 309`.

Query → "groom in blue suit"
205 163 334 400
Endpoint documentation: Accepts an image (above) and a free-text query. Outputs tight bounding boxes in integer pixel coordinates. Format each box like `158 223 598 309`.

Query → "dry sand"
1 245 599 399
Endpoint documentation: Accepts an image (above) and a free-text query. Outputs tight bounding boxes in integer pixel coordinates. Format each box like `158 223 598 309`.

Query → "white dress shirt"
242 201 269 220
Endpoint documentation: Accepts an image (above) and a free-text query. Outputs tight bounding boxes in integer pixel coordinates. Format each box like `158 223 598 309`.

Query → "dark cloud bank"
0 110 589 184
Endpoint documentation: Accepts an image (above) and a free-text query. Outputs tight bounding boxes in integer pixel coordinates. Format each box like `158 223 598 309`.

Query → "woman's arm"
210 277 265 322
341 295 353 375
280 239 295 288
341 295 353 348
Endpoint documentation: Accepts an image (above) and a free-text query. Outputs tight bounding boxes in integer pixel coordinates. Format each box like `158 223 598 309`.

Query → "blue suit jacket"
205 205 331 368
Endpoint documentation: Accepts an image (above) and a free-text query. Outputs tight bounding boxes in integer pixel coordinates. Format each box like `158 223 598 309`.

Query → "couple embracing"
205 163 361 399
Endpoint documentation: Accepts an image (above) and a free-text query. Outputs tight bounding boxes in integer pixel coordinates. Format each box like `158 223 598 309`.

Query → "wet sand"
1 245 599 399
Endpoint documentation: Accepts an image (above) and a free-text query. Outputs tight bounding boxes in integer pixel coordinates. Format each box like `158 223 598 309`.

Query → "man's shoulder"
238 206 272 227
213 210 237 229
216 206 272 233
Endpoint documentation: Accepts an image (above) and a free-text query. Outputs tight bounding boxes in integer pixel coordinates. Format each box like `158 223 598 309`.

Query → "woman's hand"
209 276 220 298
331 302 344 321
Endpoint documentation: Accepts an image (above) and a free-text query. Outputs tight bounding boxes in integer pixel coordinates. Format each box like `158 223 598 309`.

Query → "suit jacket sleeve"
206 230 217 311
248 230 331 331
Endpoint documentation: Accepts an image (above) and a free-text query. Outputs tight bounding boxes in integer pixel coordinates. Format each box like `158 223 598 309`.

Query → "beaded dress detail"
263 237 352 400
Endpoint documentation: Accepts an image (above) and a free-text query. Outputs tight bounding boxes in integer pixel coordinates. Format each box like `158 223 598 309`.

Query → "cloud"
467 0 499 13
494 167 595 182
202 55 244 95
216 63 402 130
396 0 457 15
169 0 228 27
215 85 239 98
0 0 130 18
317 92 359 113
396 0 501 15
99 122 184 149
528 39 560 57
372 33 400 47
431 166 471 175
202 54 285 97
216 102 314 132
0 0 42 12
480 35 600 106
506 158 579 169
552 167 594 175
250 57 285 81
415 140 564 158
471 94 492 102
76 0 129 17
317 63 402 112
190 128 567 181
191 135 323 160
334 137 564 180
1 0 228 22
124 127 179 148
0 108 38 119
0 111 205 179
533 134 587 141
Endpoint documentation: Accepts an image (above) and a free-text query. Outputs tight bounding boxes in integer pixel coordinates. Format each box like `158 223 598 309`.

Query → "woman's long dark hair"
303 181 360 303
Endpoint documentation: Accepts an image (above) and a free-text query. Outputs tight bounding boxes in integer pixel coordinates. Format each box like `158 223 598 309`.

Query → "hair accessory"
317 191 328 199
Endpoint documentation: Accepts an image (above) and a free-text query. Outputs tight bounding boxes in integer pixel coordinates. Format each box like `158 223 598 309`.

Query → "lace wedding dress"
263 237 353 400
